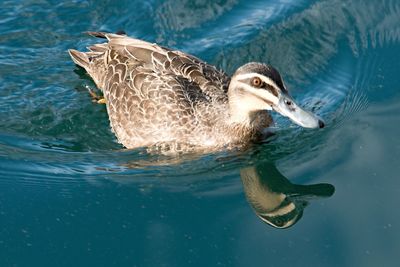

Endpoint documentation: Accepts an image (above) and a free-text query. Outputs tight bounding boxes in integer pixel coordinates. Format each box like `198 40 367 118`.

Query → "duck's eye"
251 77 262 88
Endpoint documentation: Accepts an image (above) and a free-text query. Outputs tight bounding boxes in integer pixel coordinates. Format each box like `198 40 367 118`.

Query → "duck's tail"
68 31 128 89
68 30 126 70
68 49 90 70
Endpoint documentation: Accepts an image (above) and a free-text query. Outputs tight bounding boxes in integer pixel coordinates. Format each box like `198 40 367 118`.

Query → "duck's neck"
226 84 273 135
227 89 254 126
229 110 252 126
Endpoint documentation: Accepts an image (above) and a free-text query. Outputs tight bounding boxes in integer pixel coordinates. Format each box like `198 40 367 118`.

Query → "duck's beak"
273 93 324 129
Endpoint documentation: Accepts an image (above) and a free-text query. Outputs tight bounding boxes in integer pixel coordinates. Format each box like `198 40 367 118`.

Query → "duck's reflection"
85 145 334 229
240 162 334 228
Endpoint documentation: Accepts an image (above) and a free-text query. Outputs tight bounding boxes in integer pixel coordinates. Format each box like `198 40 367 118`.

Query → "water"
1 0 400 266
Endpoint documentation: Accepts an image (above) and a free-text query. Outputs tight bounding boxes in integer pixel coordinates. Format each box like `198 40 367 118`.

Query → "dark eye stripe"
238 77 279 97
265 84 279 97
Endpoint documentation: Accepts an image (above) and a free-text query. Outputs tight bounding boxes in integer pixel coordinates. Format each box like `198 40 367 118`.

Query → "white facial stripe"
263 202 296 217
236 81 279 105
234 73 281 93
259 214 298 228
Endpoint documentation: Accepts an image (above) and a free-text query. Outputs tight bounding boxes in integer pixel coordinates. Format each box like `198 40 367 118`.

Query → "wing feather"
99 33 230 102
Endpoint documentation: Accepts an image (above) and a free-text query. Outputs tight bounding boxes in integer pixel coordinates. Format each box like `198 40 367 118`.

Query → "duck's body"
69 32 323 153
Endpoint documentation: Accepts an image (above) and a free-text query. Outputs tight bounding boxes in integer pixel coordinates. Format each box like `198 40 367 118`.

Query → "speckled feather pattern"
69 33 271 153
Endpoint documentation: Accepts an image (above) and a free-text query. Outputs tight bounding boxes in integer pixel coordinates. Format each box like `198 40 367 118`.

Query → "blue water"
1 0 400 266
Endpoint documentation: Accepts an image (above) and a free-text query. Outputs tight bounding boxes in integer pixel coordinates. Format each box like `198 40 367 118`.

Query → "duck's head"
228 62 324 128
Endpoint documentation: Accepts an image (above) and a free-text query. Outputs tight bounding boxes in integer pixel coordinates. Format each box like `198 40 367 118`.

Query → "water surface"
1 0 400 266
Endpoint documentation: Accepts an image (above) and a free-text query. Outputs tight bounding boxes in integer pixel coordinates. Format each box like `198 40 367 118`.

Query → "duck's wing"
78 32 230 102
69 32 230 148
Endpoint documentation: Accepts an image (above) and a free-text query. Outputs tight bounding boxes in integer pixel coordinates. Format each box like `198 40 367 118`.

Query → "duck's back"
69 32 230 149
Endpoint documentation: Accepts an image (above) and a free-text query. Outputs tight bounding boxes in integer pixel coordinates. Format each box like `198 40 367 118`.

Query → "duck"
69 31 324 153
